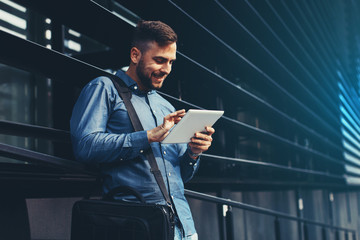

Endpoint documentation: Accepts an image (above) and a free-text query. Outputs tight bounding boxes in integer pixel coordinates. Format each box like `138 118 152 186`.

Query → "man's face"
135 41 177 91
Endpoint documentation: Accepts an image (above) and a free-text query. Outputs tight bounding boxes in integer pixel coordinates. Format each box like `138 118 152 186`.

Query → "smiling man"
129 39 176 91
70 20 215 240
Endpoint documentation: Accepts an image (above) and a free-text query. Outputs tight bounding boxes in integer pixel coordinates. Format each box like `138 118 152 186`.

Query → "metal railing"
0 131 355 239
0 118 357 240
0 119 355 239
184 189 357 240
0 119 348 183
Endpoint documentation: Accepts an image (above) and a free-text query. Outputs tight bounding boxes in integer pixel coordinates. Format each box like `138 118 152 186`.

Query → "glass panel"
0 63 34 163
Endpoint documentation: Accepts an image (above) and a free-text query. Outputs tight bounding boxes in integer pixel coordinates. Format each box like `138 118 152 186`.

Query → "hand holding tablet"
161 109 224 144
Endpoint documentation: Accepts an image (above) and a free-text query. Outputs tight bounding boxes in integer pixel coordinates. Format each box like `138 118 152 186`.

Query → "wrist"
147 130 154 143
187 147 202 159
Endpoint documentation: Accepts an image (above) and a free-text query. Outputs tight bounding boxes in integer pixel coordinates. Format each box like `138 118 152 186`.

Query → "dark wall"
1 0 360 239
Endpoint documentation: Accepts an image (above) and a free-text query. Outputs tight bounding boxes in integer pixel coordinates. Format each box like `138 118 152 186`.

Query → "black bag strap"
108 74 174 212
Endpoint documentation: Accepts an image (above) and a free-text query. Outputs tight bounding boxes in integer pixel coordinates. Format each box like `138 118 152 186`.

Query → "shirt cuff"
130 130 150 151
186 147 200 166
189 156 199 166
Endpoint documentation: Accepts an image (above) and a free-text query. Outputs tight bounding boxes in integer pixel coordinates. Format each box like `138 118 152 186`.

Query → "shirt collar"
115 70 156 95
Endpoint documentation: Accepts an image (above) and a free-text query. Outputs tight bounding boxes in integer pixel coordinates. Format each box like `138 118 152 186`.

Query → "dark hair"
131 20 177 52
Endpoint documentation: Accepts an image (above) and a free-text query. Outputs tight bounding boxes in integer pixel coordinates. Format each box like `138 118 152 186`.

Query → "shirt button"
189 162 193 166
168 172 171 176
153 110 156 114
140 149 144 153
134 86 138 90
163 151 166 155
120 158 123 161
171 195 174 199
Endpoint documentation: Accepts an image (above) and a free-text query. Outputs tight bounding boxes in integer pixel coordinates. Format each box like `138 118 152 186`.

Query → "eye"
154 57 166 64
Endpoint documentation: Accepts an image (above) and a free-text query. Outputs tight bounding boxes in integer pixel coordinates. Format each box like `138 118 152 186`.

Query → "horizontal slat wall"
115 0 360 185
1 0 360 189
0 27 343 187
1 2 360 240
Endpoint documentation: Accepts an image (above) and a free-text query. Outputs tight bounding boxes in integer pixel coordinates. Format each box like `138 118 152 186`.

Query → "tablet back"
161 109 224 144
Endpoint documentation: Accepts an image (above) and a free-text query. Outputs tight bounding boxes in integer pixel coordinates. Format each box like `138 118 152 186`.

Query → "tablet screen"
161 109 224 144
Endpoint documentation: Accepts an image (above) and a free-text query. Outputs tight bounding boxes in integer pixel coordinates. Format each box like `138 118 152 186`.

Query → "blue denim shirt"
70 70 200 237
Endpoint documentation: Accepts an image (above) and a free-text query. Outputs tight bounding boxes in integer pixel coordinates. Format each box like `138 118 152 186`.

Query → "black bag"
71 186 175 240
71 75 177 240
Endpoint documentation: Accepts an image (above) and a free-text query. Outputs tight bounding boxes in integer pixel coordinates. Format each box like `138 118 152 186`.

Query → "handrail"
201 154 345 181
0 143 98 175
0 134 353 233
0 119 348 179
0 121 347 180
0 88 346 171
0 140 354 234
0 90 345 174
184 189 356 233
0 120 69 142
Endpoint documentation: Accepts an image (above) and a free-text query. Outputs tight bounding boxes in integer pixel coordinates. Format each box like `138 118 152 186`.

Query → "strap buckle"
167 201 176 223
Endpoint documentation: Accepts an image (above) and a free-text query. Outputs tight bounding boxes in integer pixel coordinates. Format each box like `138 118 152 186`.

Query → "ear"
130 47 141 64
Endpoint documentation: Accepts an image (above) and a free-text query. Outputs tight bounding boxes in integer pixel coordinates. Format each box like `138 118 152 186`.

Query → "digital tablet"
161 109 224 144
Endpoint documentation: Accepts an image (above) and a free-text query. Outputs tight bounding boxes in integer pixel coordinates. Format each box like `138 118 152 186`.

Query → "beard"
136 58 167 91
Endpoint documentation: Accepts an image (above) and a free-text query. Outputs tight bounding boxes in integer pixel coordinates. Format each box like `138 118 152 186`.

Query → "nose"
161 62 172 74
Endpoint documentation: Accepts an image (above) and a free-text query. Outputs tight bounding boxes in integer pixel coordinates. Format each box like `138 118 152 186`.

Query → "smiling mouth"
152 73 167 81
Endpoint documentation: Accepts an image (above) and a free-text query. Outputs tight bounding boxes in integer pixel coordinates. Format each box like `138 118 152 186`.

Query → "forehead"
143 41 177 59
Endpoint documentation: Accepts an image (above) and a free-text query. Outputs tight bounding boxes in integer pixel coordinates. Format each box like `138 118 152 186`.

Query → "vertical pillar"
225 206 234 240
51 22 74 159
296 189 303 240
335 230 340 240
303 224 309 240
321 227 327 240
274 217 281 240
216 192 226 240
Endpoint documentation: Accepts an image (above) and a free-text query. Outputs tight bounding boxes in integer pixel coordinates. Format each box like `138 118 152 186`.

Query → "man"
70 20 215 240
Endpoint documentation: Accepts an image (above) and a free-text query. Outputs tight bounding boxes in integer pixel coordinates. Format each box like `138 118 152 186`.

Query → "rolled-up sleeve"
177 143 201 183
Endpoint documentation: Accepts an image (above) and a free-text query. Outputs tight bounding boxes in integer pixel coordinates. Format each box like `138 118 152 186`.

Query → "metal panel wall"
1 0 360 239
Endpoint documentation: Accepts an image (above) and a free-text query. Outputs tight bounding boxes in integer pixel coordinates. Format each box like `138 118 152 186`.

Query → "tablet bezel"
161 109 224 144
